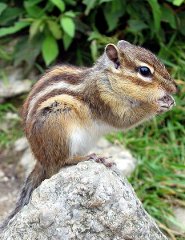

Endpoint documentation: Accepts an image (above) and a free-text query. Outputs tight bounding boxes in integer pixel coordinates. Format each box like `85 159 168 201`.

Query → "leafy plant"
0 0 185 70
0 103 22 148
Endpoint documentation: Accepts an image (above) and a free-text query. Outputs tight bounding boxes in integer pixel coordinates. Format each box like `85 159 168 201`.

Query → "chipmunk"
1 40 177 230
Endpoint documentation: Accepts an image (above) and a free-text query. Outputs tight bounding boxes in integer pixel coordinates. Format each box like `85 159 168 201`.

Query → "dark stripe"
83 84 124 128
29 69 84 101
27 78 124 130
28 89 83 120
22 67 86 124
51 72 84 84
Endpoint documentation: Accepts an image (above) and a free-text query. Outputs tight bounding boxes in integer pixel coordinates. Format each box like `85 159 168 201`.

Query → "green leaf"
50 0 65 12
172 0 184 6
60 16 75 38
63 32 73 50
147 0 161 32
128 20 148 32
24 2 44 18
99 0 112 4
41 35 59 65
14 36 42 70
103 0 126 32
64 10 76 18
24 0 43 7
29 19 42 39
0 47 12 61
0 3 7 16
90 40 98 61
0 21 29 38
88 31 102 41
47 20 62 39
82 0 97 15
0 7 23 25
178 12 185 36
161 5 176 29
64 0 76 5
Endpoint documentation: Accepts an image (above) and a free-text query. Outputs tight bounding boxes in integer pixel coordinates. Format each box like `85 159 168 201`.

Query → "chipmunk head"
101 40 177 113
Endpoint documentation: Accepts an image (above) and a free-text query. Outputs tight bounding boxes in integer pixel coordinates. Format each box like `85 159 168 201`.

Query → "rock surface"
1 161 168 240
0 67 33 99
0 137 137 224
14 137 29 152
169 207 185 234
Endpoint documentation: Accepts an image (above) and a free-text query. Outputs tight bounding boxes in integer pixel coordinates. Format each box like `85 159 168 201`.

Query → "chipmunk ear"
105 44 120 69
117 40 131 49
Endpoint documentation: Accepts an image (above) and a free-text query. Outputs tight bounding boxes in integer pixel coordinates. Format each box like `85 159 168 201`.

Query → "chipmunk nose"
161 94 175 107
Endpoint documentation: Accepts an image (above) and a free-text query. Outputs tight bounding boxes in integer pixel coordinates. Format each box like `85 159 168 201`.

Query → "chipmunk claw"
88 153 116 168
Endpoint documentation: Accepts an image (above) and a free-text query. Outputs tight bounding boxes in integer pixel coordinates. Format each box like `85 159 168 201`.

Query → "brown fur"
0 40 177 230
27 89 83 121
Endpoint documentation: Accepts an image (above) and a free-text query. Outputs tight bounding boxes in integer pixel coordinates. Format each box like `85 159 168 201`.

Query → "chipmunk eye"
138 66 151 77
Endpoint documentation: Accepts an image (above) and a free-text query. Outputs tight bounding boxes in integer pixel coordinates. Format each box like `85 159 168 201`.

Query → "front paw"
88 153 116 168
157 94 175 114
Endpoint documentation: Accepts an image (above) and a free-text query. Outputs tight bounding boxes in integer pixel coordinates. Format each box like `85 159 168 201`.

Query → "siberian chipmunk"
1 40 177 229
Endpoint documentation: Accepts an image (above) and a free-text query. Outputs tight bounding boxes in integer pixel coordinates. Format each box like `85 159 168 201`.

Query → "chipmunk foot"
88 153 116 168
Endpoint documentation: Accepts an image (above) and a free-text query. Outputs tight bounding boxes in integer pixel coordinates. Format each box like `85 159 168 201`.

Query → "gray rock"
95 138 111 148
0 112 20 132
19 148 36 177
5 112 20 121
0 170 5 180
0 67 33 99
1 161 168 240
169 207 185 234
14 137 35 177
14 137 29 152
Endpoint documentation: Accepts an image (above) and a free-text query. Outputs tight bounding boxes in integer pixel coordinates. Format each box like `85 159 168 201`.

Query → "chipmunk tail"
0 162 47 231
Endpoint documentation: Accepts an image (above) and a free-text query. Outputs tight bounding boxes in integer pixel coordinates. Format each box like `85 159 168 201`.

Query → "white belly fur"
70 121 114 156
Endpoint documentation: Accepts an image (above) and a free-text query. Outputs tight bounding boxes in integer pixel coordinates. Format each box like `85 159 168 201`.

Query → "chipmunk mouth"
157 94 175 113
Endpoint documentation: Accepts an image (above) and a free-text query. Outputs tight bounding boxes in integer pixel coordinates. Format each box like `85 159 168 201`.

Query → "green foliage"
41 34 59 65
0 21 29 37
60 15 75 38
0 0 185 70
50 0 65 12
0 103 23 148
0 3 7 15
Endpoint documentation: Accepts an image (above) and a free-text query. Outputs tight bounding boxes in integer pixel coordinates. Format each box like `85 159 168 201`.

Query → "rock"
0 112 20 132
0 189 19 222
90 138 137 176
19 148 36 177
5 112 20 121
14 137 35 177
0 170 5 180
95 138 111 148
14 137 29 152
1 161 167 240
169 207 185 234
0 67 33 99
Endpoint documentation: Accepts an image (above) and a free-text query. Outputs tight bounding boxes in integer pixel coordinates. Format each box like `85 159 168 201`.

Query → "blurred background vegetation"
0 0 185 239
